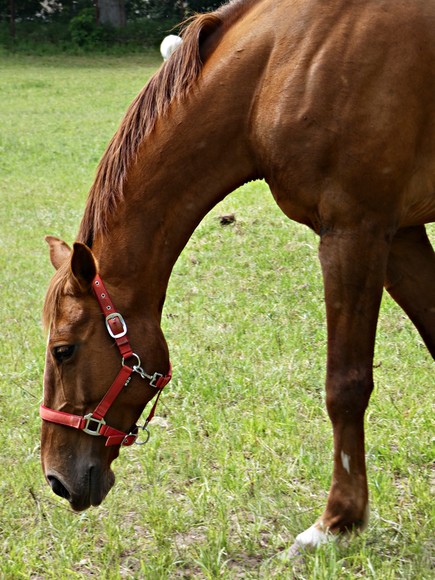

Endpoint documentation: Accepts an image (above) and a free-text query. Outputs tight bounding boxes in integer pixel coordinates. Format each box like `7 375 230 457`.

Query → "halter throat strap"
40 275 171 446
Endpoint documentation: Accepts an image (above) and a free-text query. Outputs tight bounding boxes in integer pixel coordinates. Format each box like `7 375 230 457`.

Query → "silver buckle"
105 312 127 339
83 413 106 436
149 372 163 388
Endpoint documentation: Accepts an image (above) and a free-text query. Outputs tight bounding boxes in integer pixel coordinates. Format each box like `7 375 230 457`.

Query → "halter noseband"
39 275 172 447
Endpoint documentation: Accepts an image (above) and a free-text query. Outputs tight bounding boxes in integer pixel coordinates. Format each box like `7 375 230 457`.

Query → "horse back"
219 0 435 229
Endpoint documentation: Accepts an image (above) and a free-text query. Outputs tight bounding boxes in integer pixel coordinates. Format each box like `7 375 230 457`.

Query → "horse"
40 0 435 554
160 34 183 61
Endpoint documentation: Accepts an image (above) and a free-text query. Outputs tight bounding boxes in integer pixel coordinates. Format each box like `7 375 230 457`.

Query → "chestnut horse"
40 0 435 553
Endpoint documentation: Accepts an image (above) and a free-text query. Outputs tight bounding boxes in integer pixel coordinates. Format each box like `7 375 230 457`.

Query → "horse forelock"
42 263 73 331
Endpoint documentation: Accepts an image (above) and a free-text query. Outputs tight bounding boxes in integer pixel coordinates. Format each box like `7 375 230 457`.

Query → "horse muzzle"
45 465 115 511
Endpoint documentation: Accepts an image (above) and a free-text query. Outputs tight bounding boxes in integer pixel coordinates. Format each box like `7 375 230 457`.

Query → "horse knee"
326 373 373 422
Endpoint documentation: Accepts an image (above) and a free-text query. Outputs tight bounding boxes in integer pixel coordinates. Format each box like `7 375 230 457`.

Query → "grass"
0 53 433 578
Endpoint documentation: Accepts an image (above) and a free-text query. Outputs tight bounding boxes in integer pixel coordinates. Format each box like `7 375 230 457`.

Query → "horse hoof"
294 522 332 550
278 542 304 561
278 523 332 563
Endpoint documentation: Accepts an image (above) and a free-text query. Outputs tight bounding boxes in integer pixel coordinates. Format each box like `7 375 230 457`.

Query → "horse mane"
78 0 257 247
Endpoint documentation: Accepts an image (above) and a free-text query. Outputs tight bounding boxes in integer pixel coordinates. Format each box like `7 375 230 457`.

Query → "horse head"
41 236 170 511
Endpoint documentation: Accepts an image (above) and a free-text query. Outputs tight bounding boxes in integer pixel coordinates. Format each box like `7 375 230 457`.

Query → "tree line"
1 1 224 47
2 2 224 25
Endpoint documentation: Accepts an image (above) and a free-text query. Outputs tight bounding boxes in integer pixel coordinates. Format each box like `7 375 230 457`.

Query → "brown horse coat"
41 0 435 552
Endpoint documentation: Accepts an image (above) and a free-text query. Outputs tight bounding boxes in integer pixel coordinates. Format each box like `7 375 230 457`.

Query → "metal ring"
121 353 141 368
134 425 151 445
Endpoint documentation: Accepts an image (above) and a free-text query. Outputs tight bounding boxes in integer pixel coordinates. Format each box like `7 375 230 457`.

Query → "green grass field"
0 53 433 578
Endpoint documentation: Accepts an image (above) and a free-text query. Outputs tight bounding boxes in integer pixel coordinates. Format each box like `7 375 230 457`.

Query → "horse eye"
53 345 75 363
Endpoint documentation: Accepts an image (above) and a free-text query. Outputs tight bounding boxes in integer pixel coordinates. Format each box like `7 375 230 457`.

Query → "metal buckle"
149 372 163 388
83 413 106 436
105 312 127 339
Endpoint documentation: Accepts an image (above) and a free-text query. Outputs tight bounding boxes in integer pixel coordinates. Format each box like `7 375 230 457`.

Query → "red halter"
40 275 172 446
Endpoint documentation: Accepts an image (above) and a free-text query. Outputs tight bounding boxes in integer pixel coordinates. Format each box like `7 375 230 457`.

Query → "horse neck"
90 92 257 314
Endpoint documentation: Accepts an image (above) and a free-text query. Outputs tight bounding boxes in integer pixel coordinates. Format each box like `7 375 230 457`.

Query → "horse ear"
45 235 71 270
71 242 97 291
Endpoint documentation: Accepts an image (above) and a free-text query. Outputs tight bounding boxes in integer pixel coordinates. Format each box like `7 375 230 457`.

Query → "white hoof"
279 522 333 561
294 523 331 549
280 506 370 560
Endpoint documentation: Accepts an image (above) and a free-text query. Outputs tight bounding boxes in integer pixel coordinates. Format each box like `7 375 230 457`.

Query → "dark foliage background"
0 1 225 52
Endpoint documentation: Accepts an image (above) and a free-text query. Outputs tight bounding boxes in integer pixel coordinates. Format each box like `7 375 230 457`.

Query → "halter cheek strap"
39 275 172 447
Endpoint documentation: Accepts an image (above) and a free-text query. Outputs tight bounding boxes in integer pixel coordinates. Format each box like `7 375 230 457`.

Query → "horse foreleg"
291 227 391 553
385 225 435 357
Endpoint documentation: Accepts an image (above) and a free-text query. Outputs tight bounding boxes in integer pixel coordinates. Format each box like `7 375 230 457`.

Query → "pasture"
0 52 433 578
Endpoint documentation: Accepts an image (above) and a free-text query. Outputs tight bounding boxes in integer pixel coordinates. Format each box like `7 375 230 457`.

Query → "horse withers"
40 0 435 553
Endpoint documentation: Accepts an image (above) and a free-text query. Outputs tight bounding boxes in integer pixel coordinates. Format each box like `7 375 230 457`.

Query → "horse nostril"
47 475 72 501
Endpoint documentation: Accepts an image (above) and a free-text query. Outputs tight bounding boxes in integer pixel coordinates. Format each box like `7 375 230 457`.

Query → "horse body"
41 0 435 551
254 0 435 226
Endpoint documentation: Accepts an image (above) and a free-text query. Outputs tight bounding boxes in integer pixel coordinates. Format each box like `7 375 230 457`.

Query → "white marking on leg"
294 521 331 549
341 451 351 474
283 503 370 559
